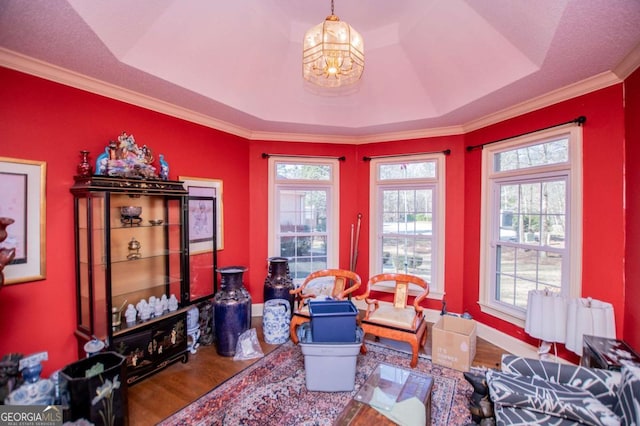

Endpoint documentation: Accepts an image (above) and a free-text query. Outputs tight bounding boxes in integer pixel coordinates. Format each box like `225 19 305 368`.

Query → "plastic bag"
233 328 264 361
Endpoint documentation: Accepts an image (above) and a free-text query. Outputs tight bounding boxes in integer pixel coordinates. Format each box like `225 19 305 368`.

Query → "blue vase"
263 257 294 316
214 266 251 357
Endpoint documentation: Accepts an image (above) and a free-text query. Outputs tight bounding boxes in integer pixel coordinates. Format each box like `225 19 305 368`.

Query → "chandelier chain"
331 0 335 15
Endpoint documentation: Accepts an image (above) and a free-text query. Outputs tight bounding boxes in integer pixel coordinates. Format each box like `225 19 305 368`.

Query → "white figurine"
168 294 179 311
140 304 151 321
125 304 137 324
160 294 168 312
137 299 151 321
154 302 164 317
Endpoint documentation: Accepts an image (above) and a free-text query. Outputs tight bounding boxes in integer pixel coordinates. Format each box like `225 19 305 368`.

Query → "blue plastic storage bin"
309 300 358 342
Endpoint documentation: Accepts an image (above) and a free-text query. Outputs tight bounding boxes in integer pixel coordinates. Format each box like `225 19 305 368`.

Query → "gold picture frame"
0 156 47 284
180 176 224 251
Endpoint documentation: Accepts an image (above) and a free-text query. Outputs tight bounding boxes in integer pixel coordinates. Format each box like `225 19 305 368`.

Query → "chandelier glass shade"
302 12 364 88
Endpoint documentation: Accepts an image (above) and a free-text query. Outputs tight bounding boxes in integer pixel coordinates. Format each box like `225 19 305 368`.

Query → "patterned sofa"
487 355 639 425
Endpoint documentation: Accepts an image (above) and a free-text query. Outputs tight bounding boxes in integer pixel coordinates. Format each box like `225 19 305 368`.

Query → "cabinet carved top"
71 175 188 195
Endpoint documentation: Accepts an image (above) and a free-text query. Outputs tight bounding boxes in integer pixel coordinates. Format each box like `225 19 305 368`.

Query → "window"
369 154 446 297
479 126 582 326
268 158 339 282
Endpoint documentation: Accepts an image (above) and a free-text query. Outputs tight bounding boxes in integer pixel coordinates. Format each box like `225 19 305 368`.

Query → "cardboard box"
431 315 477 372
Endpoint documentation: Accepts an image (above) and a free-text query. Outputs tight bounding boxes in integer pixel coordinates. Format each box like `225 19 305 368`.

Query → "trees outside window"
478 126 583 325
268 159 339 282
369 155 445 297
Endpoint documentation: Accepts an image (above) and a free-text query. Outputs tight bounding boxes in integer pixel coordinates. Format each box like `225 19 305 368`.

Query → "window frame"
368 153 446 299
268 157 340 284
478 126 583 326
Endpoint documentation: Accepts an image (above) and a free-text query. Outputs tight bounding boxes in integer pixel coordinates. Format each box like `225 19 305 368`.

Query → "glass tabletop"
353 362 433 411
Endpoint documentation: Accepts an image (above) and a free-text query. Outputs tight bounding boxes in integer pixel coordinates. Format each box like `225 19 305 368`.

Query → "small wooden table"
581 335 640 371
334 363 433 425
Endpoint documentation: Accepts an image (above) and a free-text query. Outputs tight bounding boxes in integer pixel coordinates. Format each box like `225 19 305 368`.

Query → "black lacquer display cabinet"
70 175 216 384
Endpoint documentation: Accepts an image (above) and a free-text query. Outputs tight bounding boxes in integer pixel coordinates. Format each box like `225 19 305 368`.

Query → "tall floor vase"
213 266 251 357
263 257 294 314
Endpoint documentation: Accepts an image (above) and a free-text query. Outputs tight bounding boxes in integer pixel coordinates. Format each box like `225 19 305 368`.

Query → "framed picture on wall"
180 176 224 252
0 156 47 284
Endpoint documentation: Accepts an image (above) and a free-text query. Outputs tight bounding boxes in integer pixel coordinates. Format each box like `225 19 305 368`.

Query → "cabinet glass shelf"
79 250 184 266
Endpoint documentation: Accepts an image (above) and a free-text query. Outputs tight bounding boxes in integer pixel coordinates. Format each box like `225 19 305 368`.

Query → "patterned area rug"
159 340 473 426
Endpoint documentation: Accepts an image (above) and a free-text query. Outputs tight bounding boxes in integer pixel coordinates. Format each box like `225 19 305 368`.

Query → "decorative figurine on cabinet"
93 132 158 178
168 294 179 311
95 146 110 175
125 304 137 324
159 154 169 180
127 237 142 260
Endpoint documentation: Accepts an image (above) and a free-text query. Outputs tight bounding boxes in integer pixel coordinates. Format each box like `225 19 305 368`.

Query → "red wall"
463 85 627 360
624 67 640 350
0 65 635 375
0 68 250 375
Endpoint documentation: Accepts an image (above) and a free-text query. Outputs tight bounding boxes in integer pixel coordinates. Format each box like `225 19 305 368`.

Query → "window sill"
477 302 525 328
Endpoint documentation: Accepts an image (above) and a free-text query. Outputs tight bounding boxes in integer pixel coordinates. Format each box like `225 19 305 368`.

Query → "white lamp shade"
565 298 616 356
525 289 567 343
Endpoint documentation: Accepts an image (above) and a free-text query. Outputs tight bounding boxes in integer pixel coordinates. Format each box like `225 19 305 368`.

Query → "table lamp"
565 297 616 356
524 289 567 359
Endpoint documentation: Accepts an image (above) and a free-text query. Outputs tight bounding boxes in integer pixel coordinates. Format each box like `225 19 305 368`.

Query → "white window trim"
368 154 446 299
267 157 340 278
478 126 583 327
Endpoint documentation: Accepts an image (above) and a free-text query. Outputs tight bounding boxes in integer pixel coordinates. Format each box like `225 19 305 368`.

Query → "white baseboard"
253 303 264 317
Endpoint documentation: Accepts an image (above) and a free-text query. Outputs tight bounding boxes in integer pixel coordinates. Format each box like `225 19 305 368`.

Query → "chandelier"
302 0 364 89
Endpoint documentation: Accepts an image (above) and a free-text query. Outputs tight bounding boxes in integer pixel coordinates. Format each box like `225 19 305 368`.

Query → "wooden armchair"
356 273 430 368
289 269 361 344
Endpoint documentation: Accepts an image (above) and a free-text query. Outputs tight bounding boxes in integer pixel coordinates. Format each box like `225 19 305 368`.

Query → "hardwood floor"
127 317 507 426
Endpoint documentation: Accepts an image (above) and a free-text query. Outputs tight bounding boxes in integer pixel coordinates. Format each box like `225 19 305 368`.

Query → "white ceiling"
1 0 640 142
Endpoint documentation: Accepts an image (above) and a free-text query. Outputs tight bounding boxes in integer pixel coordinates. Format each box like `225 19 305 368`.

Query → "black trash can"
59 351 128 426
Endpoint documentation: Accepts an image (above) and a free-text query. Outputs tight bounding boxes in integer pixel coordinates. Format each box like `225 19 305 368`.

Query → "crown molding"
0 48 253 140
462 71 623 133
249 124 465 144
0 47 631 144
614 41 640 80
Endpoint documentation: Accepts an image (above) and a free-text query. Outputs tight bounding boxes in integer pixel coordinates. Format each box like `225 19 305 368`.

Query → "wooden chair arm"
289 287 317 311
354 295 379 320
410 288 429 328
337 281 361 299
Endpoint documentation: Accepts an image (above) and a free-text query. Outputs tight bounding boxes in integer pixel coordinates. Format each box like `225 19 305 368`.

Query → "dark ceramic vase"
263 257 294 315
213 266 251 357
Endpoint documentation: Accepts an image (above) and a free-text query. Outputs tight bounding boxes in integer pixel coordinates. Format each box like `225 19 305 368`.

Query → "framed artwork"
180 176 224 252
0 157 47 284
